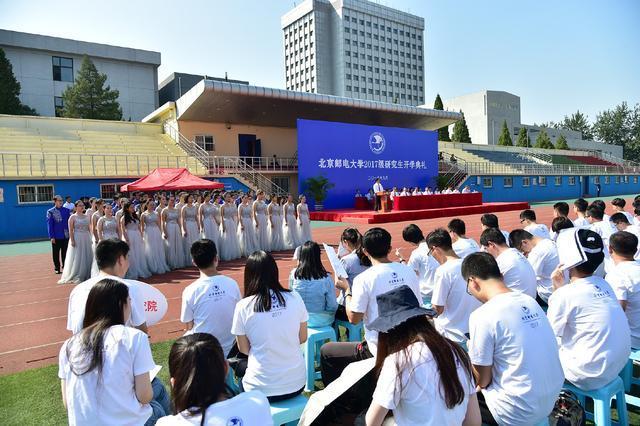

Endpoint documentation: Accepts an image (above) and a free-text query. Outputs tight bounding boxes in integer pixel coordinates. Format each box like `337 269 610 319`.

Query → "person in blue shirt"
47 195 71 274
290 241 337 327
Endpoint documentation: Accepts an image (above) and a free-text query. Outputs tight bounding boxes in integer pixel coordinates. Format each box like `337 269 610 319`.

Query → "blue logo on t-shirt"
227 417 243 426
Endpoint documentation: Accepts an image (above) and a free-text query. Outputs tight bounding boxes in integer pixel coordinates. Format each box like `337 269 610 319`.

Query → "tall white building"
0 29 160 121
281 0 425 106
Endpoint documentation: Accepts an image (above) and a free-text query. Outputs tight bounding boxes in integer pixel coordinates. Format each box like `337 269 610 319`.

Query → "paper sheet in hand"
149 365 162 381
323 243 348 278
299 358 376 426
556 228 587 271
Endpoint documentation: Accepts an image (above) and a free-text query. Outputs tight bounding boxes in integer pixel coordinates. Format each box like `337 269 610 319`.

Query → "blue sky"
1 0 638 124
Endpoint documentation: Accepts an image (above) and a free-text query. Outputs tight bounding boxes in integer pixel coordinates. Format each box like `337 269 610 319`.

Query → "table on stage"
354 197 371 210
392 192 482 211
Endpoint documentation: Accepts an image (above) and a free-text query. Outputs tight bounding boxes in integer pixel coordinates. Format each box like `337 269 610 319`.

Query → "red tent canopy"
120 168 224 192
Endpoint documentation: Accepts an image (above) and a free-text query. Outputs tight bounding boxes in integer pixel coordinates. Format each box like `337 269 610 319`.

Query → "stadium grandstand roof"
144 80 461 130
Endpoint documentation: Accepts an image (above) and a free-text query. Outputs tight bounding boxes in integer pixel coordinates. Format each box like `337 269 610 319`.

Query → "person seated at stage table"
411 187 422 196
366 189 375 202
399 187 410 197
355 189 363 198
389 187 400 201
423 186 433 195
461 185 471 193
451 188 461 194
434 188 441 194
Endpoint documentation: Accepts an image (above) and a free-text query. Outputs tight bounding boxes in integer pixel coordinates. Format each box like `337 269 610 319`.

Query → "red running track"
0 201 626 375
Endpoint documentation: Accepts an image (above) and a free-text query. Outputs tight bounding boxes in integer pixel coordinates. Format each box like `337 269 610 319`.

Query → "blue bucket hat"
368 285 436 333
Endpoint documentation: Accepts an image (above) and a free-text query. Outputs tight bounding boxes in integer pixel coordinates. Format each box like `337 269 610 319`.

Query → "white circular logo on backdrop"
369 132 386 155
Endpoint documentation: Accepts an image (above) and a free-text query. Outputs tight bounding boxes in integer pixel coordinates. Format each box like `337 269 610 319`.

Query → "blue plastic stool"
620 348 640 392
270 394 308 426
333 319 364 342
304 326 336 391
564 377 629 426
225 368 241 395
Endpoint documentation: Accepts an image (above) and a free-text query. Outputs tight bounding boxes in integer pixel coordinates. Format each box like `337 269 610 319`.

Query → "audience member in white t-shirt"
59 279 170 425
231 251 308 401
180 239 241 358
572 198 590 228
326 228 422 384
612 197 635 224
427 229 481 344
610 213 640 253
591 199 611 223
519 209 551 240
634 206 640 226
480 228 537 299
549 202 570 240
463 252 564 426
157 333 273 426
605 231 640 349
508 229 560 304
336 228 371 323
67 239 147 335
548 229 631 390
448 218 480 259
461 186 471 193
587 205 615 244
480 213 510 247
395 224 439 303
365 285 480 426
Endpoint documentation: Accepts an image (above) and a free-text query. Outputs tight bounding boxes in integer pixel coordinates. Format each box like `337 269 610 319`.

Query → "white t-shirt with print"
372 341 475 426
350 262 421 354
452 237 480 260
496 248 538 298
526 238 560 302
181 275 241 357
525 223 551 240
58 325 155 426
590 220 615 243
605 260 640 349
156 391 273 426
431 258 481 343
407 242 439 298
231 291 308 396
547 276 631 390
469 291 564 426
572 217 590 228
67 274 146 334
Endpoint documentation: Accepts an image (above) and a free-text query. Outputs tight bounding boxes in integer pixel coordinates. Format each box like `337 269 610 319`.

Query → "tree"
555 134 570 150
534 129 555 149
61 55 122 120
0 47 38 115
560 110 594 140
497 120 513 146
433 93 450 141
534 121 560 129
515 127 531 147
451 110 471 143
592 102 640 161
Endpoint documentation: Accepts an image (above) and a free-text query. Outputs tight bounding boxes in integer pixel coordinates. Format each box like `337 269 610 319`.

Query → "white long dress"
163 208 184 270
298 203 312 244
200 203 221 249
89 211 104 277
142 212 169 275
91 216 118 277
182 205 200 266
219 203 242 261
283 203 301 250
58 214 93 284
268 203 285 252
238 204 260 257
254 200 270 252
124 219 151 280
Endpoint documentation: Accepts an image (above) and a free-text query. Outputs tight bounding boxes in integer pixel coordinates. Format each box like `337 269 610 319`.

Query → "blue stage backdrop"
297 119 438 210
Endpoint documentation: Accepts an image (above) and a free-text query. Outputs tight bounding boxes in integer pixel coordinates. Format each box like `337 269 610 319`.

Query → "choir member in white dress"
268 195 285 251
253 191 270 252
181 194 200 265
219 193 242 261
120 202 151 280
283 194 301 250
198 192 220 248
155 195 167 215
162 195 185 269
297 195 313 244
238 194 260 257
96 204 120 241
58 201 93 284
89 200 105 277
114 197 128 223
141 200 169 275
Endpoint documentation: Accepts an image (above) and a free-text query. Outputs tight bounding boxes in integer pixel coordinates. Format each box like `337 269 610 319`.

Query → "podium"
376 192 391 213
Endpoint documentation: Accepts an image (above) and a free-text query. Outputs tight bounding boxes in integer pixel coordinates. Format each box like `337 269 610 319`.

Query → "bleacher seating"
566 155 618 166
550 155 583 165
469 150 538 165
0 115 207 177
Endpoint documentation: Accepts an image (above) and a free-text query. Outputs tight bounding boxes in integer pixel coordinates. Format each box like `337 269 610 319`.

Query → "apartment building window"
634 176 638 184
554 176 562 186
100 183 127 200
272 177 290 193
604 176 610 184
194 135 215 151
346 85 352 91
54 96 64 117
568 176 576 185
483 177 493 188
539 176 547 186
615 176 620 184
52 56 73 82
522 177 531 187
17 184 54 204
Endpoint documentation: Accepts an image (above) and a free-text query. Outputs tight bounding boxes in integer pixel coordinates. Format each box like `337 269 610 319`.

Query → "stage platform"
310 201 530 224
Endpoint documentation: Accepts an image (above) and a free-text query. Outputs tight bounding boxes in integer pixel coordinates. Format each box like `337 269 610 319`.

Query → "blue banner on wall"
297 119 438 210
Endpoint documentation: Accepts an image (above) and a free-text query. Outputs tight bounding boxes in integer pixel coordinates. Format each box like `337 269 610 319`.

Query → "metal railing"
0 152 205 177
163 122 211 169
438 154 468 189
210 156 297 172
454 161 640 176
590 150 640 167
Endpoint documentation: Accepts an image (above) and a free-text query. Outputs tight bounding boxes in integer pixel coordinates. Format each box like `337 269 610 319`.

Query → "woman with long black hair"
335 228 371 320
120 202 151 279
365 285 481 426
157 333 272 426
231 251 308 401
58 279 169 425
